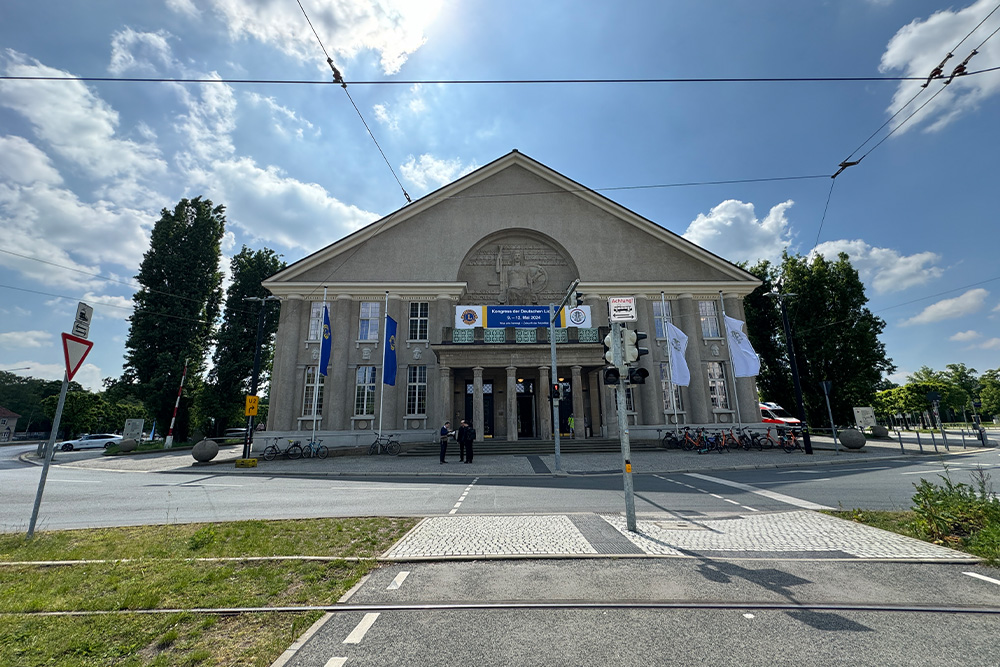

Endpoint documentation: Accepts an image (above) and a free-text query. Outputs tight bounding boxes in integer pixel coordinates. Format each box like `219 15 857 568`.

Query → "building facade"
261 151 762 448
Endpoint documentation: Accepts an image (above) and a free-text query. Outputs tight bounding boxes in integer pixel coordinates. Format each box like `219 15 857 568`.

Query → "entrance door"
464 384 495 437
516 395 535 437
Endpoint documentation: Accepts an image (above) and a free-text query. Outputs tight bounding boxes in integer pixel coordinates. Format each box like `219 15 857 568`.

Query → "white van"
759 402 802 428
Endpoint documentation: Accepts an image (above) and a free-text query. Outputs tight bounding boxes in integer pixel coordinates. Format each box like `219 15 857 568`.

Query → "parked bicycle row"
659 426 805 454
258 433 401 461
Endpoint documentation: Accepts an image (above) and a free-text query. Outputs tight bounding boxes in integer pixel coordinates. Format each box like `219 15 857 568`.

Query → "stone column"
588 370 601 438
506 366 518 442
439 366 453 428
327 294 352 430
380 293 402 431
270 294 303 431
473 366 484 442
538 365 552 439
677 294 709 424
636 296 658 427
571 365 585 439
724 292 758 425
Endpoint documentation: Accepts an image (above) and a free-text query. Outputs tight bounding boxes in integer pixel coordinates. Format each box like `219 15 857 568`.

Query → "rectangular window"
653 300 673 339
354 366 376 416
302 367 324 416
358 302 380 341
408 302 429 341
659 363 683 412
707 362 729 409
406 365 427 415
625 387 635 413
307 302 331 341
699 300 721 338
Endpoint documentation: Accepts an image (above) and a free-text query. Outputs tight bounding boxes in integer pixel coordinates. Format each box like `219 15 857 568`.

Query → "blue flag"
383 315 397 386
319 305 332 376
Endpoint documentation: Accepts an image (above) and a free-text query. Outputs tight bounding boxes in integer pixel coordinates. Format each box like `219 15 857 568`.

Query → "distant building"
0 406 20 442
261 151 761 447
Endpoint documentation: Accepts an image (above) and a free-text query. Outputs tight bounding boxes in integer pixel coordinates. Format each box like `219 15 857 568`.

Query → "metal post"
822 385 839 454
549 302 561 472
28 372 69 538
662 291 679 434
718 292 743 428
897 429 904 454
775 293 813 454
930 431 939 453
915 430 924 453
164 358 189 448
242 295 280 459
611 321 637 533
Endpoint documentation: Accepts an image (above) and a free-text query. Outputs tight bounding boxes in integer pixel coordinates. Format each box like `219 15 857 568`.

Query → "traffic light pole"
547 279 581 473
610 321 638 533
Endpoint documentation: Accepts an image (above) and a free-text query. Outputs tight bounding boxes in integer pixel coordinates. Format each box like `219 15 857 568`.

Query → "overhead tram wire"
295 0 411 205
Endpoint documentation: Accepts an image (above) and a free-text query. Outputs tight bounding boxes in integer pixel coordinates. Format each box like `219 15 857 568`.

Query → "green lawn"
0 517 417 667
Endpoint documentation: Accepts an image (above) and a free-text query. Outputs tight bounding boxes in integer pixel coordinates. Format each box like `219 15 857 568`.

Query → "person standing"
458 419 476 463
439 421 452 464
568 413 575 439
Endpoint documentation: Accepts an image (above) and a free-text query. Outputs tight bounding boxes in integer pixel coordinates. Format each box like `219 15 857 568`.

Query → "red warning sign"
62 333 94 381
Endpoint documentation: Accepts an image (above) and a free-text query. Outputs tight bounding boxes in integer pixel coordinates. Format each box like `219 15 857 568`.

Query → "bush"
910 466 1000 562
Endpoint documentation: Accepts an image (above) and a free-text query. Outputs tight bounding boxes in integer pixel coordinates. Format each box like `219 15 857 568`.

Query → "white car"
59 433 123 451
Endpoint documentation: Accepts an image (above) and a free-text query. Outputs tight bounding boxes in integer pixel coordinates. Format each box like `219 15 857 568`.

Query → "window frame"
653 300 673 340
408 302 429 342
307 301 331 341
301 366 324 416
354 366 377 416
358 302 380 342
406 365 427 416
699 300 722 339
707 361 729 410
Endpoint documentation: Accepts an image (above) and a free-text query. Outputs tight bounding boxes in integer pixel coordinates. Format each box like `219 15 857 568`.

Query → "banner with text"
455 305 592 329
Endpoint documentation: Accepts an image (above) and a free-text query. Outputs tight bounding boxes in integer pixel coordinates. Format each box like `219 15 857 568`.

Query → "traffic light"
550 383 561 400
574 291 584 306
603 330 618 364
622 329 648 363
627 367 649 384
603 367 620 385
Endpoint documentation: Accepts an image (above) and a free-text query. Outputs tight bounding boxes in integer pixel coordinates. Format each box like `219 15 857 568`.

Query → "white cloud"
17 360 104 391
0 136 62 186
879 0 1000 134
810 239 943 294
185 156 377 251
0 331 52 349
682 199 794 264
901 288 989 326
205 0 443 75
0 51 166 181
166 0 201 19
373 103 399 131
980 338 1000 350
401 154 478 192
173 76 237 163
109 28 175 75
246 92 317 139
950 330 981 342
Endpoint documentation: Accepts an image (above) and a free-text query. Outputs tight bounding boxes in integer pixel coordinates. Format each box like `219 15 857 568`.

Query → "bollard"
930 431 939 453
897 429 905 454
960 430 966 448
916 430 924 453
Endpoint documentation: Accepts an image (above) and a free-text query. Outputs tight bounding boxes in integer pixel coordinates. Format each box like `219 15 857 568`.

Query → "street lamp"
242 295 281 458
767 286 814 455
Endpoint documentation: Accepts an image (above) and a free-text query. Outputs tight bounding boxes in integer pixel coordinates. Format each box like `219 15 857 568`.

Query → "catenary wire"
0 283 214 326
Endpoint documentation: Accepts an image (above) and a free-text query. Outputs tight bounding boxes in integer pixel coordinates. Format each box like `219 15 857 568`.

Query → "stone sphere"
840 428 867 449
870 425 889 439
192 438 219 462
118 438 138 453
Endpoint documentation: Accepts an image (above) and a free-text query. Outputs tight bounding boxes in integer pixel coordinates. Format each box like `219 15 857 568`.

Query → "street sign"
853 407 876 428
61 333 93 381
608 296 637 322
245 395 259 416
74 302 93 339
123 418 144 440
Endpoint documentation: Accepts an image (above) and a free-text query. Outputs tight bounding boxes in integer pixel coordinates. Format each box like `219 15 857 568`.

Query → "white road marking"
964 572 1000 586
324 658 347 667
775 470 823 475
685 473 833 510
724 499 741 505
50 479 101 484
387 571 409 590
743 613 755 619
343 613 380 644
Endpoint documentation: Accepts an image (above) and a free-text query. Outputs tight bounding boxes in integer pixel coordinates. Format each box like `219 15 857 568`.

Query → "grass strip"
0 517 416 666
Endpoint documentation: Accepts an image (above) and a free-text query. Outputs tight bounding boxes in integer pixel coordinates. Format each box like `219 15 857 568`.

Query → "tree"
200 246 286 434
120 197 226 441
742 260 795 409
770 251 895 425
980 368 1000 419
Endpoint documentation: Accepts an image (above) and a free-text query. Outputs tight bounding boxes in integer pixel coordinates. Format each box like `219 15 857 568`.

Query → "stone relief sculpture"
497 246 547 304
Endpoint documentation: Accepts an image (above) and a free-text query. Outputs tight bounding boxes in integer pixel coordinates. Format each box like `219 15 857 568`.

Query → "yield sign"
62 332 94 381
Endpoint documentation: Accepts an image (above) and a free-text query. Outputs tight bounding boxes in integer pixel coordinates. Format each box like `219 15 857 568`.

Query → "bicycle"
263 438 303 461
660 428 683 450
758 427 783 450
301 438 329 459
368 433 400 456
780 428 804 453
698 429 733 454
740 427 764 451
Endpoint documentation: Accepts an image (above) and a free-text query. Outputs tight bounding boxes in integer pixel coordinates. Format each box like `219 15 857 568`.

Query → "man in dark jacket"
439 421 452 464
457 419 475 463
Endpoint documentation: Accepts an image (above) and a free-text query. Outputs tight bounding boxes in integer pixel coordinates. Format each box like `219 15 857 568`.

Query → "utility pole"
769 289 813 455
243 296 281 459
548 279 581 473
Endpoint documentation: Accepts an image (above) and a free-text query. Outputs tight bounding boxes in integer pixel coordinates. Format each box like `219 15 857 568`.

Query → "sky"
1 0 999 393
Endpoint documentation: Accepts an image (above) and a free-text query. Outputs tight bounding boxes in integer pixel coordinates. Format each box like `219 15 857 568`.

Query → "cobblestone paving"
599 510 971 560
384 515 598 558
382 511 975 561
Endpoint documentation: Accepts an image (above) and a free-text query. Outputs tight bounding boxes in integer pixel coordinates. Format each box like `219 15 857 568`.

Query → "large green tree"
745 252 894 426
200 246 286 434
980 368 1000 419
120 197 226 440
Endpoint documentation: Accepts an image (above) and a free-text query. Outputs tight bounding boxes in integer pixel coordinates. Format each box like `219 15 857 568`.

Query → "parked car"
759 402 802 429
59 433 123 451
224 427 247 439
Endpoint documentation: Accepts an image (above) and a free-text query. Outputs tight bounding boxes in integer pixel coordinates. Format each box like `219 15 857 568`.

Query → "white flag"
725 316 760 377
665 322 690 386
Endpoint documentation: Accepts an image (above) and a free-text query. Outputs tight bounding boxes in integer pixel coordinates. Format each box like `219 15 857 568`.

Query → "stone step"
400 438 662 457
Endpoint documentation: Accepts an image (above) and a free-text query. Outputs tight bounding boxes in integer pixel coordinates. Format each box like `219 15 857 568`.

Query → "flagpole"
719 291 743 429
377 291 388 439
312 287 326 444
662 291 679 434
